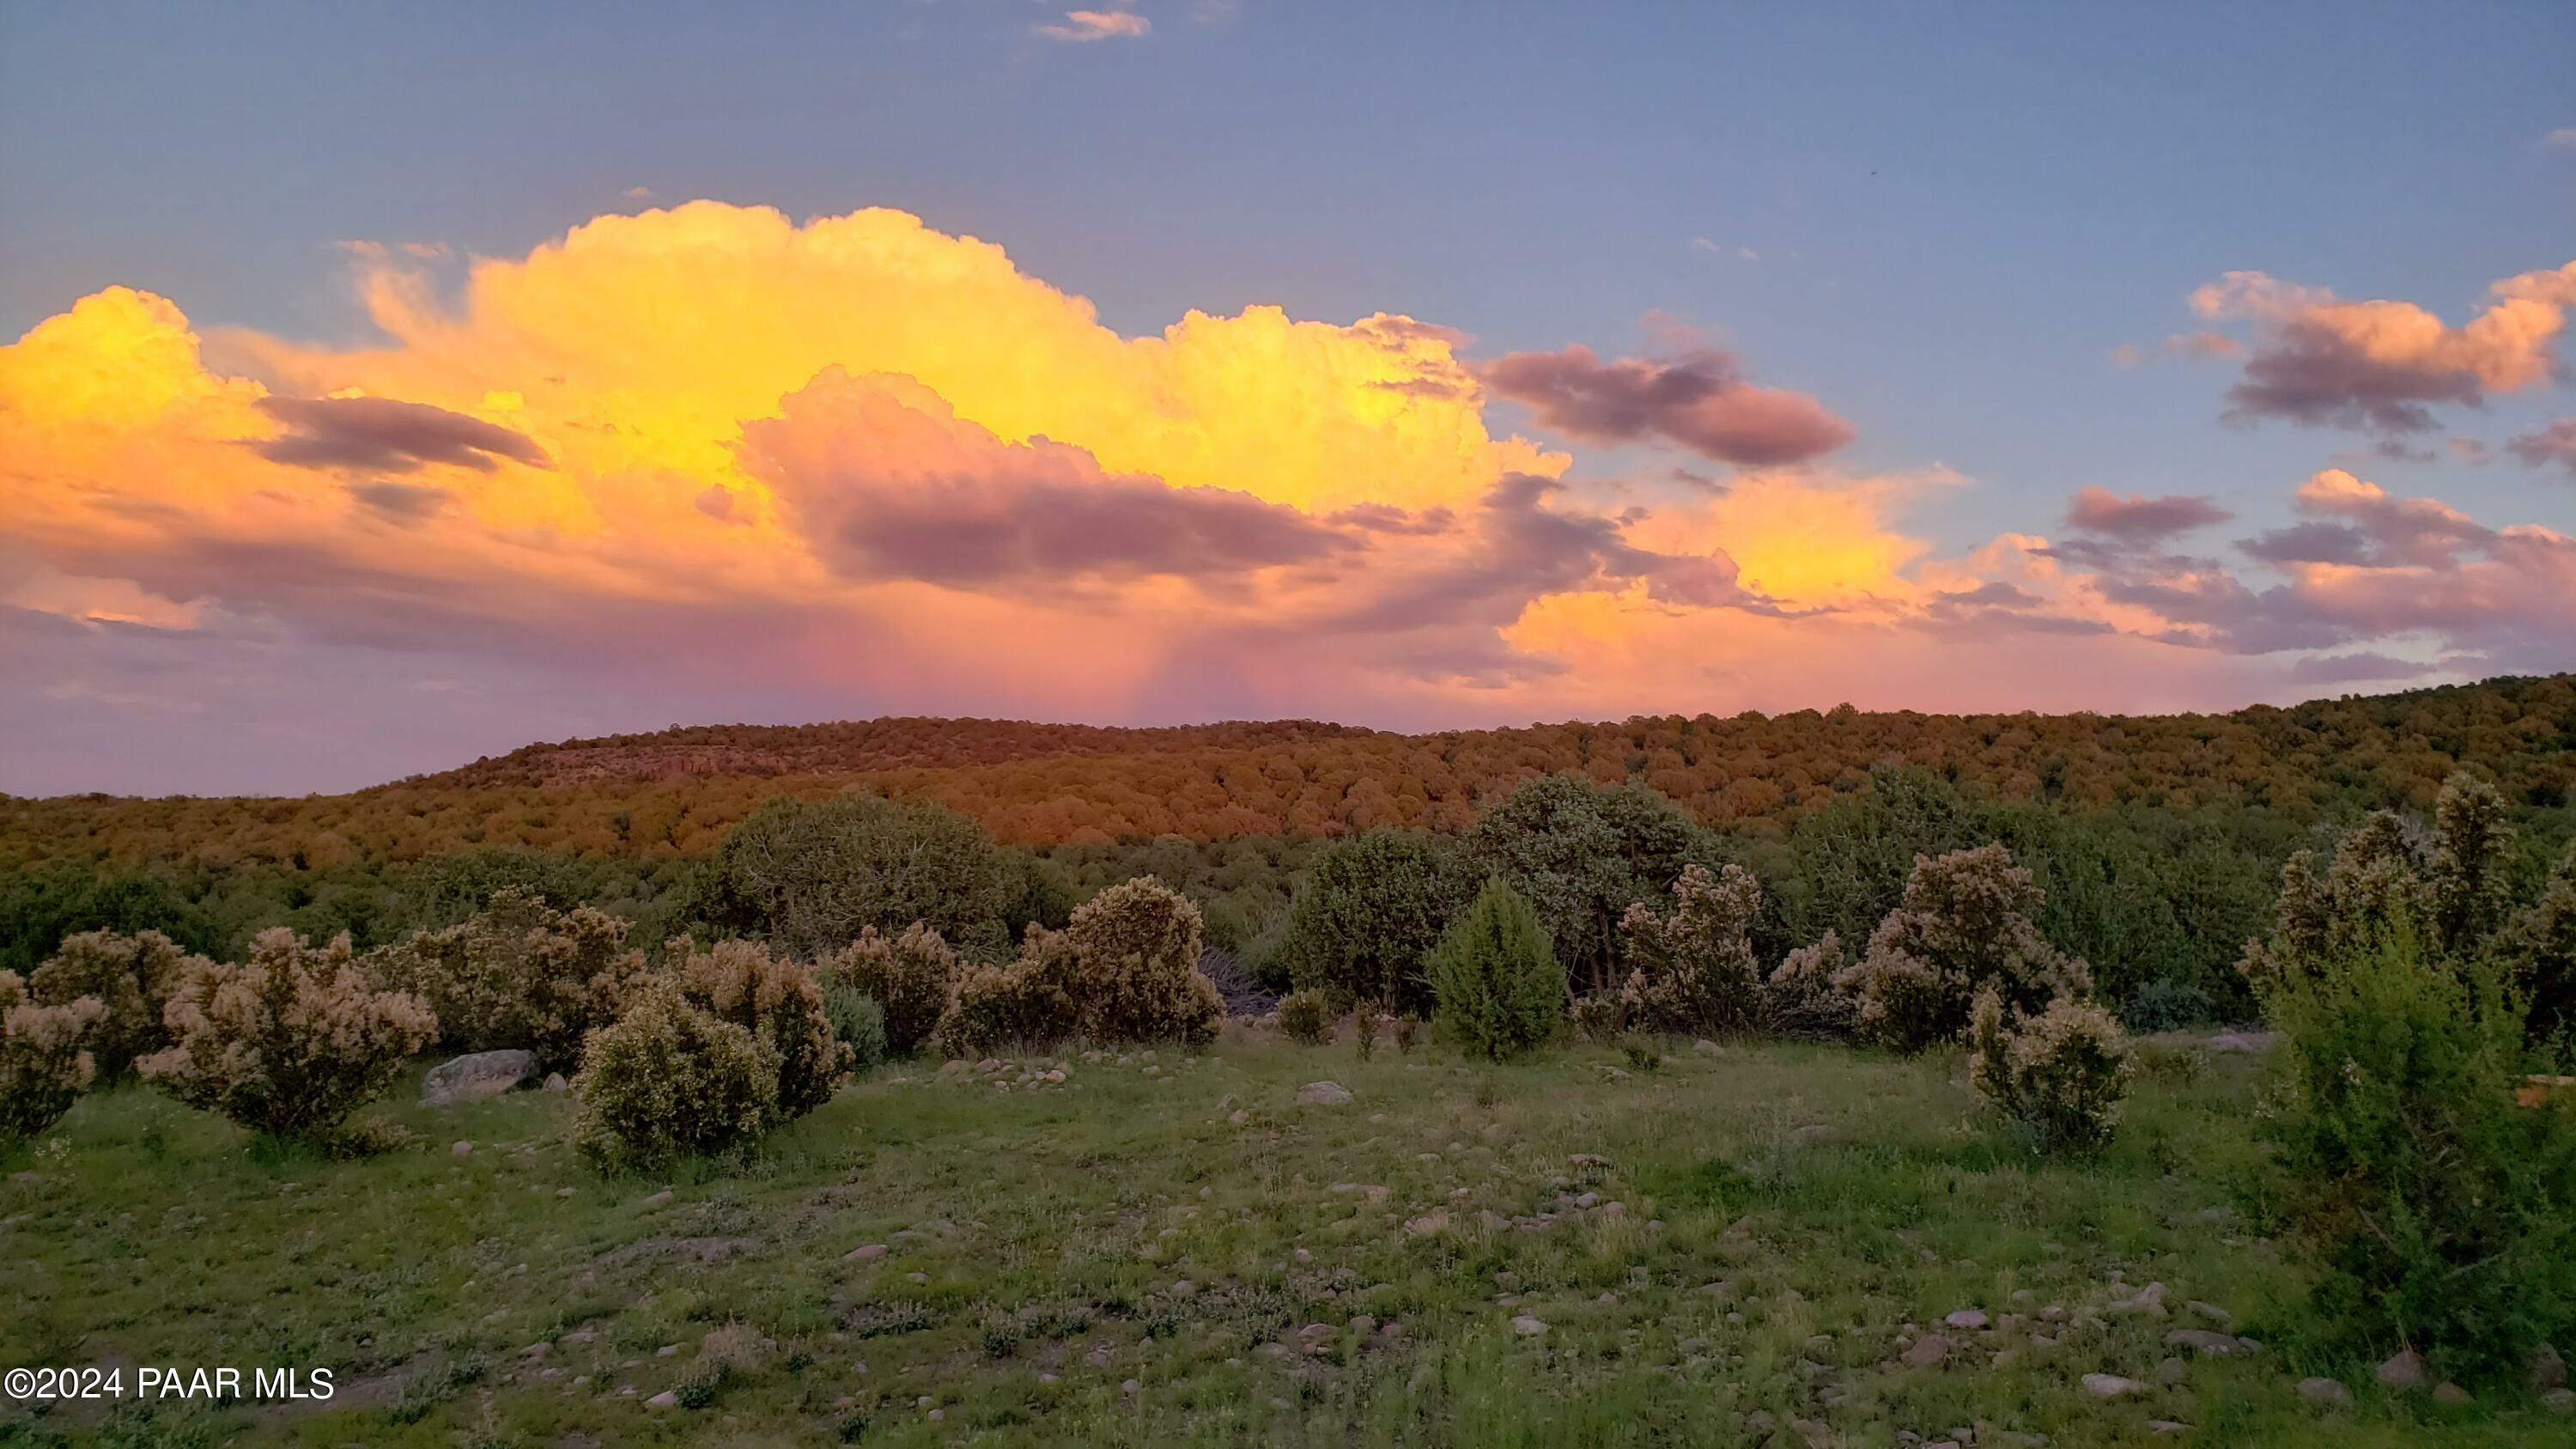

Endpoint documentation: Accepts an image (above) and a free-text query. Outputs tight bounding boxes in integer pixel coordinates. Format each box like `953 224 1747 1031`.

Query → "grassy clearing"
2 1034 2565 1446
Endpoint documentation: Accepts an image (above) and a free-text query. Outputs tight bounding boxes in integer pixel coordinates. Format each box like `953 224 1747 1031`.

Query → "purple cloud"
1480 344 1854 466
253 395 551 474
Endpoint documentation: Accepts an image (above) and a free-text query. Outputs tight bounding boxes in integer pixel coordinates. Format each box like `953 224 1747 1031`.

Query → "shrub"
697 795 1030 959
1765 930 1856 1040
821 923 960 1058
2239 813 2427 991
933 931 1078 1056
572 984 781 1173
1472 774 1704 995
2 969 104 1148
368 888 648 1072
2427 770 2513 957
2504 841 2576 1050
1428 880 1564 1062
2118 977 2215 1034
1276 988 1334 1045
137 929 438 1144
1836 845 2092 1052
1353 1007 1383 1061
1568 993 1627 1042
27 928 202 1079
1279 831 1473 1017
823 985 888 1072
669 938 851 1118
1617 863 1764 1035
1966 986 2136 1154
2261 935 2576 1378
1058 877 1224 1046
1392 1014 1420 1054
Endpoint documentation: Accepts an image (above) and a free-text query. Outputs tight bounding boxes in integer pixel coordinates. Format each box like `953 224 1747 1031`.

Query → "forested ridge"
6 675 2574 871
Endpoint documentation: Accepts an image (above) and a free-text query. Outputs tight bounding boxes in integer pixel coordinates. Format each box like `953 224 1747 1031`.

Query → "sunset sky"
4 1 2574 795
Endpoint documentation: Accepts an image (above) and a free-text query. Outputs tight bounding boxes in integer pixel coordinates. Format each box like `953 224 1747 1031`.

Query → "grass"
2 1033 2567 1446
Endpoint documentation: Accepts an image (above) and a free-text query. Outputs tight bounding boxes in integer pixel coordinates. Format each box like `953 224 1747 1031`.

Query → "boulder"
1297 1081 1355 1106
421 1050 536 1106
1899 1333 1949 1368
2296 1377 2353 1409
1510 1314 1548 1336
2376 1348 2427 1391
2081 1373 2146 1399
2164 1329 2244 1357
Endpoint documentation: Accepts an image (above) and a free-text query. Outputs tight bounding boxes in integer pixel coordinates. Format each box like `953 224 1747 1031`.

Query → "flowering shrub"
1765 930 1857 1040
1568 993 1627 1042
3 969 105 1147
1837 845 2092 1052
368 887 648 1071
2239 812 2427 990
1428 879 1564 1062
2506 842 2576 1048
821 922 959 1058
137 929 438 1144
1966 986 2135 1154
573 984 781 1173
1276 988 1334 1045
1617 863 1763 1035
28 928 203 1079
669 937 850 1118
1057 878 1224 1046
934 929 1079 1056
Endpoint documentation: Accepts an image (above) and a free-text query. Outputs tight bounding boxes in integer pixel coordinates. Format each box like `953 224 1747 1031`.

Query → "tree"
2428 770 2514 957
1428 879 1565 1061
1472 774 1702 993
1617 862 1763 1034
1279 830 1473 1016
696 795 1031 959
1838 844 2093 1052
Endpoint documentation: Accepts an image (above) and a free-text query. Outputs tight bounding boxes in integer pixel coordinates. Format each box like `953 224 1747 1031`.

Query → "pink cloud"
1039 9 1150 42
1480 344 1853 466
2063 487 2232 545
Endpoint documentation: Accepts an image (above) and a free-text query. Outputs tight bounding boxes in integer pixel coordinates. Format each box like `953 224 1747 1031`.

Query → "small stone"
1297 1081 1355 1106
641 1190 673 1207
1944 1309 1990 1330
906 1271 927 1284
2376 1348 2427 1391
542 1071 568 1092
1899 1334 1949 1368
2432 1382 2470 1406
2148 1422 2190 1436
657 1344 679 1357
845 1243 889 1262
2543 1388 2573 1415
450 1141 472 1157
1121 1379 1140 1396
555 1186 575 1199
2185 1300 2231 1325
1511 1314 1548 1337
1293 1247 1314 1263
646 1390 677 1409
2296 1377 2353 1409
2159 1356 2188 1383
2533 1342 2567 1391
2164 1329 2241 1357
1693 1039 1722 1055
1228 1110 1249 1125
2081 1373 2146 1398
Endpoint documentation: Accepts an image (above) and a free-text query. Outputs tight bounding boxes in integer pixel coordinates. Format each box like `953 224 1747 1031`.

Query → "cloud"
2063 487 2232 544
742 368 1357 592
2507 417 2576 477
2547 128 2576 149
1480 343 1853 466
2188 262 2576 434
346 480 450 523
1039 9 1150 41
253 394 552 473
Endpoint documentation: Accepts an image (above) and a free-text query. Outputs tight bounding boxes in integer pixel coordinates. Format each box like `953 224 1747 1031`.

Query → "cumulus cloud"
2507 417 2576 477
253 394 551 473
2063 487 2232 545
2189 262 2576 435
1480 343 1854 466
742 368 1357 591
1039 9 1150 41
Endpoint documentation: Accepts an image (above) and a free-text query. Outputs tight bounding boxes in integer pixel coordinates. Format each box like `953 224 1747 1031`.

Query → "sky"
3 1 2573 797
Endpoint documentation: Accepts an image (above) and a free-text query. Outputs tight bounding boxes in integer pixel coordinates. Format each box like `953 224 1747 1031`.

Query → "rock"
2204 1032 2279 1054
2164 1329 2243 1357
2148 1422 2190 1436
2296 1377 2353 1408
1944 1309 1990 1330
1402 1212 1449 1236
421 1049 536 1106
1227 1109 1249 1124
542 1071 568 1092
2082 1373 2145 1399
1297 1081 1355 1106
2432 1382 2470 1406
845 1244 889 1261
2185 1300 2230 1325
641 1190 673 1207
2376 1348 2427 1391
1121 1379 1140 1396
1693 1039 1722 1055
2158 1356 2188 1384
1511 1314 1548 1337
2111 1281 2169 1318
2534 1342 2567 1391
1790 1419 1832 1448
1899 1333 1949 1368
2543 1388 2573 1415
555 1186 575 1199
451 1141 472 1158
645 1391 678 1409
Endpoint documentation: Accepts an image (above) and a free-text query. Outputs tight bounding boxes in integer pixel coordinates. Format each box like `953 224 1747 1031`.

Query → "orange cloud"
1039 9 1151 42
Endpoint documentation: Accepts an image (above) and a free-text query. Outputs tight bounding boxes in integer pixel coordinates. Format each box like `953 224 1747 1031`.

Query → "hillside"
5 676 2574 870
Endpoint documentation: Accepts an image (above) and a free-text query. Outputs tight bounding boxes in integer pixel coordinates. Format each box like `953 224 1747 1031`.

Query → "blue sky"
3 2 2573 792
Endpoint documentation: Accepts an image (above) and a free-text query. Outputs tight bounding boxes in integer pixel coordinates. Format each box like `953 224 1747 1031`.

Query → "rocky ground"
2 1031 2567 1446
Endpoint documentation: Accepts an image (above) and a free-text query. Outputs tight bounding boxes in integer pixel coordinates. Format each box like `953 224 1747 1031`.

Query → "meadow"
3 1028 2563 1447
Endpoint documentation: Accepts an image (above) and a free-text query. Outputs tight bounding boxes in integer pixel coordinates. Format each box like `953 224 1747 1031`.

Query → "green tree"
696 795 1030 959
1428 879 1565 1061
1472 774 1702 994
1280 829 1473 1016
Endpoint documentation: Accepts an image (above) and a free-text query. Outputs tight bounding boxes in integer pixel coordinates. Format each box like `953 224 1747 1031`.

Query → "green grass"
2 1035 2567 1446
